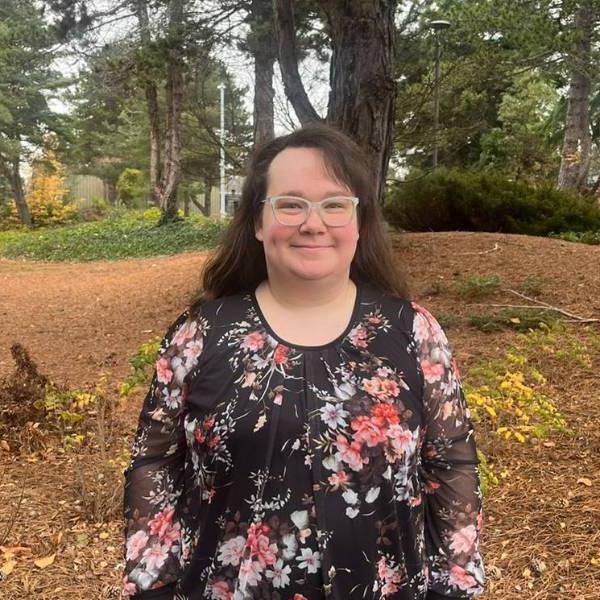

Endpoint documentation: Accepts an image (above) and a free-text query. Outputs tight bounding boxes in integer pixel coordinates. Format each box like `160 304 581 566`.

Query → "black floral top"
123 282 485 600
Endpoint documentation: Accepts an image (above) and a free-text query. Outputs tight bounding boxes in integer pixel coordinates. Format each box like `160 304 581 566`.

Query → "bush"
384 168 600 235
116 168 147 208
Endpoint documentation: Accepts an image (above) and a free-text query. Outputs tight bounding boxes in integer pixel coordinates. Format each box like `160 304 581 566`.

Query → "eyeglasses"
262 196 359 227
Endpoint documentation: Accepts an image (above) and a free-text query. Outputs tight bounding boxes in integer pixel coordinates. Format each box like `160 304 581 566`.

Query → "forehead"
266 147 352 196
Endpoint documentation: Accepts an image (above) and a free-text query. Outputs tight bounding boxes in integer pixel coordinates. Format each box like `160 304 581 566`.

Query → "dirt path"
1 232 599 599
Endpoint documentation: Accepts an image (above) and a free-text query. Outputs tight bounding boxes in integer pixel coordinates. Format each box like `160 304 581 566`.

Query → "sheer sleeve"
122 311 205 599
411 303 485 599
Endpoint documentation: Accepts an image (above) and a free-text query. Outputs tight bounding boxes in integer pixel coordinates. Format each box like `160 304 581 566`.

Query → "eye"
322 197 350 212
275 197 306 212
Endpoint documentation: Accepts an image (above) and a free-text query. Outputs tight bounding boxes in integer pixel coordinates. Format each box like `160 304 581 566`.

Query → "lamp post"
429 19 450 168
218 82 226 218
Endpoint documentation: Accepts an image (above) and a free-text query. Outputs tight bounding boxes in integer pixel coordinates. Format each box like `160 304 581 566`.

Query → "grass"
0 208 228 262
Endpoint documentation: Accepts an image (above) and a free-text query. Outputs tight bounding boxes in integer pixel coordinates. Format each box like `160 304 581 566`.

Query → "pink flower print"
126 529 149 561
335 434 368 471
207 434 221 449
238 558 262 588
273 344 289 366
172 320 198 346
142 542 169 571
122 575 138 596
328 469 349 491
448 564 478 590
183 338 203 363
266 558 292 588
349 325 368 348
450 524 478 555
412 303 447 345
218 535 245 566
382 581 400 595
351 415 387 447
377 557 392 579
241 331 265 352
367 315 382 325
156 357 173 384
245 522 277 568
293 595 309 600
381 379 400 398
194 427 206 444
371 403 400 427
421 359 445 383
424 479 441 494
209 580 232 600
387 424 413 457
362 377 382 397
148 507 175 538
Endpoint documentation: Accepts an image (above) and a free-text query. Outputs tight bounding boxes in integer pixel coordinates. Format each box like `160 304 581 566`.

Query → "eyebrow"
275 190 353 198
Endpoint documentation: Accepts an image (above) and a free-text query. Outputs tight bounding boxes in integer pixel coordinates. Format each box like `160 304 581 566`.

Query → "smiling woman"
123 125 486 600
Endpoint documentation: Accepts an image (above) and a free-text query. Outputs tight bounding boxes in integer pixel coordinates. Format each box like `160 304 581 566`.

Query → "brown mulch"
0 232 599 599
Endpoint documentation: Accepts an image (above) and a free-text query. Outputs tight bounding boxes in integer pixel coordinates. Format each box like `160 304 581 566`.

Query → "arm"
123 311 205 599
411 303 485 599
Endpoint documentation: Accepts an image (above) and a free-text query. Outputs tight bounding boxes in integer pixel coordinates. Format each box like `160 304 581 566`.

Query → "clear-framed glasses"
262 195 359 227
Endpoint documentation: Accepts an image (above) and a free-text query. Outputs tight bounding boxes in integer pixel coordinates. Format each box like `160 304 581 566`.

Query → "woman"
123 125 485 600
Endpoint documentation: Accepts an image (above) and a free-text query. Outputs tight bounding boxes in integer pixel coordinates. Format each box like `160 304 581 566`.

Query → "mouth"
291 245 333 249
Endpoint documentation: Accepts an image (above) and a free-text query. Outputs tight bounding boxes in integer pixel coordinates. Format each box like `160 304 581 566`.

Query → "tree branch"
272 0 321 124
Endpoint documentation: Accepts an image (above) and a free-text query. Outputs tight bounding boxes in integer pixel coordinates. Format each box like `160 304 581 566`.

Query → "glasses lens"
272 197 308 225
320 197 354 226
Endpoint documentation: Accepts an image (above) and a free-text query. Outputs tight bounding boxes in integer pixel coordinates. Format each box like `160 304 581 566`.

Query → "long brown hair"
190 124 409 312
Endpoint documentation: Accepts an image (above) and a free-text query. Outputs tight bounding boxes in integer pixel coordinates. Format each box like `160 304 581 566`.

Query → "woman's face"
255 147 360 285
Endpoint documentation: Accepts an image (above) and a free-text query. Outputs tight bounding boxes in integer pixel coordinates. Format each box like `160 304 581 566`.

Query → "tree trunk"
323 0 397 204
134 0 162 207
157 0 185 225
273 0 322 124
273 0 397 204
203 176 213 216
9 157 32 226
250 0 276 144
558 2 594 192
103 179 118 204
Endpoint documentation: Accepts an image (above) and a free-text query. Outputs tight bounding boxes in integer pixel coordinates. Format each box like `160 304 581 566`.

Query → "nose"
299 203 327 232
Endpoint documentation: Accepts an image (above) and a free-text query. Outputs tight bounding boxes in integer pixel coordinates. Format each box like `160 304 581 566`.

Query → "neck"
259 273 354 310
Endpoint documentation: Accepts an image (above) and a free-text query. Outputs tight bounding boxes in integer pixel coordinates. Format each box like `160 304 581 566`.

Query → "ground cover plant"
0 208 227 262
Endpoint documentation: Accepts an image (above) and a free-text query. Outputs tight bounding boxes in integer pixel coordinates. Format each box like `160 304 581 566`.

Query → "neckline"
250 280 362 351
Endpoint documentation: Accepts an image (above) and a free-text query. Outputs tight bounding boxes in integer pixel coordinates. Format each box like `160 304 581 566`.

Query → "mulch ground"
0 231 599 599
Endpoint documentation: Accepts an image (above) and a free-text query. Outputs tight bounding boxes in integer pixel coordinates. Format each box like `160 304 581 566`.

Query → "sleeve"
411 303 485 599
122 311 205 599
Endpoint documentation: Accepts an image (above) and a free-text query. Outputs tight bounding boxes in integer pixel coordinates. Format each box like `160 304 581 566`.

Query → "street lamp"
218 82 226 218
429 19 451 168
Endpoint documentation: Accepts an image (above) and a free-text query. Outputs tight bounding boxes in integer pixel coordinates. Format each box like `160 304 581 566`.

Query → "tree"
557 0 596 191
0 0 63 226
273 0 397 202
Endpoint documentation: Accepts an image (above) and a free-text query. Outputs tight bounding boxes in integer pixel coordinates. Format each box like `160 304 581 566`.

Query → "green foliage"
0 209 227 261
116 168 147 208
454 274 501 300
549 230 600 245
384 168 600 234
119 336 161 398
467 309 559 333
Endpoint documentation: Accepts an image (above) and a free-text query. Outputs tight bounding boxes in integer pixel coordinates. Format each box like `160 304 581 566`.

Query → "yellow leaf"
591 558 599 566
34 554 56 569
0 560 16 576
577 477 592 487
99 532 109 540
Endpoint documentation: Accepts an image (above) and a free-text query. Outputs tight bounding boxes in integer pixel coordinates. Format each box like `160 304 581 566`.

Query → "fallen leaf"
0 560 16 577
99 532 109 540
577 477 592 487
34 554 56 569
0 440 10 452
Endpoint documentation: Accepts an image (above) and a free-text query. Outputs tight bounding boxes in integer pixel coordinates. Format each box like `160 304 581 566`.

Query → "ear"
255 223 263 242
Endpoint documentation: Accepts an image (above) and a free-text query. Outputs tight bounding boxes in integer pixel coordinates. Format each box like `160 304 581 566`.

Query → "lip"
291 245 333 249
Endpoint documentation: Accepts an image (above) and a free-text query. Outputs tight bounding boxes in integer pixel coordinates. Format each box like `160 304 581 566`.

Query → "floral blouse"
123 282 485 600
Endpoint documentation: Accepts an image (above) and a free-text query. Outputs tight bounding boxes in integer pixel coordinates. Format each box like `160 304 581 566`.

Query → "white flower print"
291 510 309 529
266 559 292 588
320 402 349 429
345 506 359 519
281 533 298 560
342 489 358 505
238 557 262 588
296 547 321 573
365 487 381 503
217 535 245 566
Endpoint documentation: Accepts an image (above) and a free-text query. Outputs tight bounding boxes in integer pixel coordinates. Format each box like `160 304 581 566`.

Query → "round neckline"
250 280 362 351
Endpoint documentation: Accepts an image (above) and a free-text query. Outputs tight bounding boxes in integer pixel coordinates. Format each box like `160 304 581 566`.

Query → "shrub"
116 168 147 208
384 168 600 235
